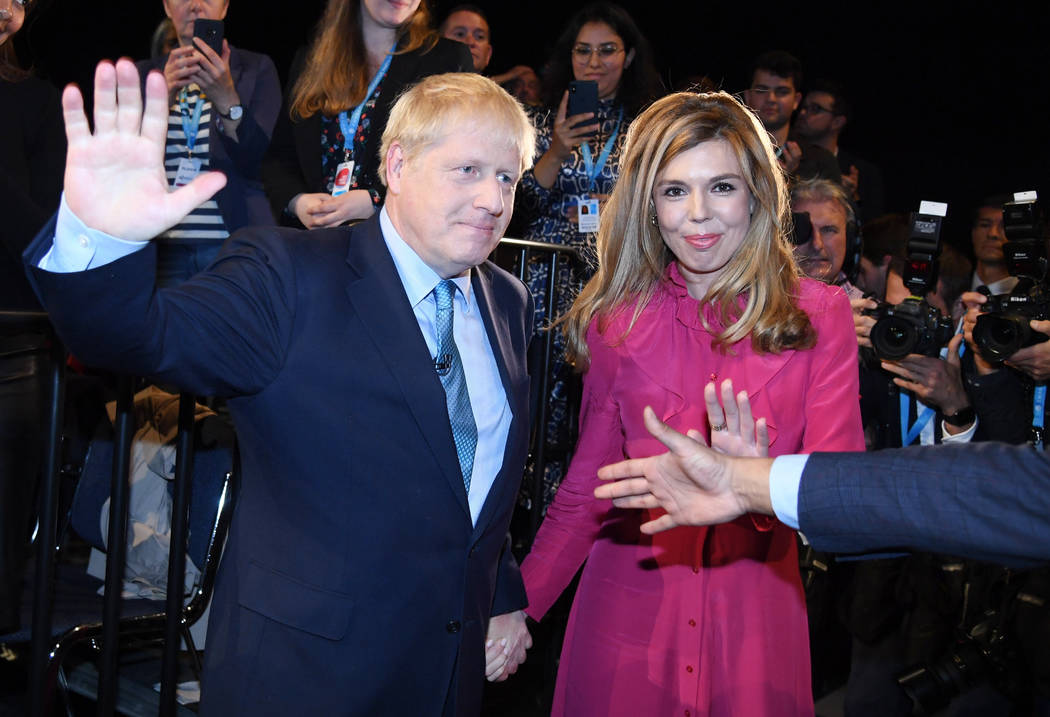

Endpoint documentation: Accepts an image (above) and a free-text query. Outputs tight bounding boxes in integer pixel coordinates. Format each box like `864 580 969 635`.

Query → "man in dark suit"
594 407 1050 567
25 61 534 715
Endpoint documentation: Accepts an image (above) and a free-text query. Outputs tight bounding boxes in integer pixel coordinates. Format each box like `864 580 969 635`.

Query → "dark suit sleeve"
216 49 281 180
24 221 299 397
798 442 1050 566
491 535 527 614
490 284 534 615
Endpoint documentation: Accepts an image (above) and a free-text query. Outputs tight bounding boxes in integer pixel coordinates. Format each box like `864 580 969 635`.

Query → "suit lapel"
343 217 471 520
471 266 524 532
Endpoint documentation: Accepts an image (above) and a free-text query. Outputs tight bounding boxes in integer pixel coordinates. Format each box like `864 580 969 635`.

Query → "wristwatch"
942 405 975 427
220 104 243 121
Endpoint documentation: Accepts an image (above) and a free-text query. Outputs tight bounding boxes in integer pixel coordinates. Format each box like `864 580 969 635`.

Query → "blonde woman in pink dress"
517 91 865 715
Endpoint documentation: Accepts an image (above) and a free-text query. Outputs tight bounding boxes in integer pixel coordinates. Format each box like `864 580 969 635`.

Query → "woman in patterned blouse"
264 0 470 229
517 2 661 510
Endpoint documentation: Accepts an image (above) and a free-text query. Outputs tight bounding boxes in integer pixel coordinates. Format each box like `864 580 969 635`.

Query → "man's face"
384 124 520 278
795 91 840 142
745 69 800 132
793 198 849 283
972 206 1007 264
886 268 950 315
855 254 890 299
162 0 228 46
441 10 492 72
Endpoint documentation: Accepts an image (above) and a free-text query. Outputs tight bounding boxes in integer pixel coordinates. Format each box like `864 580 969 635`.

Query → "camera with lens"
865 206 953 360
867 298 955 360
972 192 1050 363
895 567 1049 716
896 606 1014 714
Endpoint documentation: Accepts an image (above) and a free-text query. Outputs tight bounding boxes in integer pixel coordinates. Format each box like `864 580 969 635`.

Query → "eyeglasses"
572 43 624 61
800 103 835 115
749 85 795 99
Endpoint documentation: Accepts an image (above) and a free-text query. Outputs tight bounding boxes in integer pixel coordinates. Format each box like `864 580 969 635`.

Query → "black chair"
1 398 237 716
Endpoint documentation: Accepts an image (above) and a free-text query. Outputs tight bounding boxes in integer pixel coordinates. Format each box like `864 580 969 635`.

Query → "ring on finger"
711 421 728 432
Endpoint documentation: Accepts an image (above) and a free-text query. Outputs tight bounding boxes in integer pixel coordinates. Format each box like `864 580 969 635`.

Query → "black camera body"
867 209 952 360
867 298 955 360
973 194 1049 363
897 607 1014 713
972 278 1050 362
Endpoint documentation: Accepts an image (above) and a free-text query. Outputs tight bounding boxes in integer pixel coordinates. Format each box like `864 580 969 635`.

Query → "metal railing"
1 310 203 717
494 237 586 544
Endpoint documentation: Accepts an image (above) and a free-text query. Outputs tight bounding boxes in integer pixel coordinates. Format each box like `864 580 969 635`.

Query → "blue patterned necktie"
433 280 478 492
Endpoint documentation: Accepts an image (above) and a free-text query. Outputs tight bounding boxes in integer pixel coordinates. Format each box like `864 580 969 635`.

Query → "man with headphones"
790 178 863 294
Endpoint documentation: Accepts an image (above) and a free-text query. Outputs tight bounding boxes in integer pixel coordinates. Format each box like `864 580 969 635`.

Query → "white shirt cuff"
769 454 808 529
38 194 150 273
940 415 977 443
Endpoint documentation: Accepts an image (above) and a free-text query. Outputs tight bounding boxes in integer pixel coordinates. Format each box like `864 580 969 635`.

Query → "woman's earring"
650 213 659 227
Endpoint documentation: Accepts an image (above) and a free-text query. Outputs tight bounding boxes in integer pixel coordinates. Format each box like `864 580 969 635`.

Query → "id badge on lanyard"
175 87 205 189
576 107 623 234
332 46 395 197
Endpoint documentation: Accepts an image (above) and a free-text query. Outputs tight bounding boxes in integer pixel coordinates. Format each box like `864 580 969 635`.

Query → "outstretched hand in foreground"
594 406 775 534
62 59 226 241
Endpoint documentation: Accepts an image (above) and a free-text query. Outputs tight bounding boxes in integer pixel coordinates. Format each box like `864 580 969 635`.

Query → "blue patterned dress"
516 98 631 511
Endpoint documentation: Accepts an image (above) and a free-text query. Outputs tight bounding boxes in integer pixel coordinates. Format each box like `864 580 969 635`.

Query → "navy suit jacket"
137 46 282 230
799 442 1050 567
25 214 533 715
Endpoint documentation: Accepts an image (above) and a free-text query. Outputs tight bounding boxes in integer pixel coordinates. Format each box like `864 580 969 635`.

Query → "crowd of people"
3 0 1050 715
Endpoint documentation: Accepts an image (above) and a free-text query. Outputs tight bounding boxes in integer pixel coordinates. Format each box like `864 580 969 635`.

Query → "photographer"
960 193 1049 445
844 243 982 716
915 193 1050 715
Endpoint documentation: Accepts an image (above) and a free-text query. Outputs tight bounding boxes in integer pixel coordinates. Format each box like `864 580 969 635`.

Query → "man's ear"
385 142 405 195
624 47 635 69
831 114 847 133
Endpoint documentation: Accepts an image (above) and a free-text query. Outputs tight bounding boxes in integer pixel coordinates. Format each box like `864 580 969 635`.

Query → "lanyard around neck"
580 106 623 193
338 45 396 161
899 392 935 446
178 87 206 155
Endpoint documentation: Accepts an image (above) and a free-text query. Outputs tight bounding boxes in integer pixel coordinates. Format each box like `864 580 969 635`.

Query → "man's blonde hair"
378 72 536 182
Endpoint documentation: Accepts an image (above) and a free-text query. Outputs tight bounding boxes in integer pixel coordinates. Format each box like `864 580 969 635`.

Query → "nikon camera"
972 192 1050 363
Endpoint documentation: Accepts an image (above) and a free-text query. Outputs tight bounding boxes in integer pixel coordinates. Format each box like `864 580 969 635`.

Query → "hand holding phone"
193 19 224 57
566 80 599 132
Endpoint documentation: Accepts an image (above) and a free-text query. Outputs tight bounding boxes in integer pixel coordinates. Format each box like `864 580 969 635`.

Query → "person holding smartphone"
137 0 281 286
516 2 662 512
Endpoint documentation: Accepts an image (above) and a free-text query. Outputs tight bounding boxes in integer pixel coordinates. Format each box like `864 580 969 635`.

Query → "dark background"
12 0 1049 250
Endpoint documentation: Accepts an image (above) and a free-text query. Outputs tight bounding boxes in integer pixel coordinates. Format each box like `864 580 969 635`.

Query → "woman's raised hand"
704 379 769 458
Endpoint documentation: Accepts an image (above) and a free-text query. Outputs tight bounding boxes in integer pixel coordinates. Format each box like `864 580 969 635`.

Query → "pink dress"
521 265 865 716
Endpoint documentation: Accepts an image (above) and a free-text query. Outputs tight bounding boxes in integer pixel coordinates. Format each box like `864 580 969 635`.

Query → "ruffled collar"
663 261 742 334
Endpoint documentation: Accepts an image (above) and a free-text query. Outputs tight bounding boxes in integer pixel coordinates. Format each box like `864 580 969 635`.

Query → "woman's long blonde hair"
289 0 437 120
561 91 816 367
